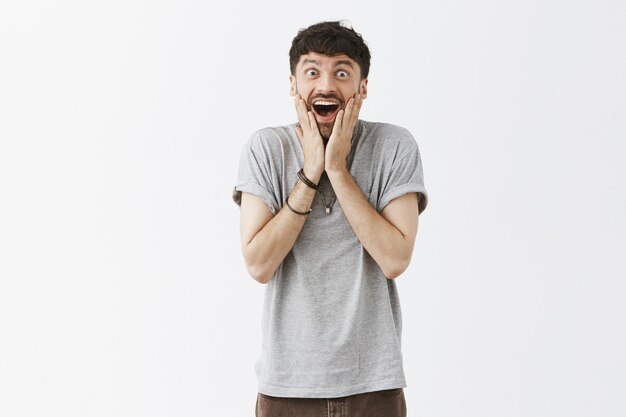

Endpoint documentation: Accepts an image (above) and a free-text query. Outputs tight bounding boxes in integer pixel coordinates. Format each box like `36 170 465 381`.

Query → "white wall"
1 1 624 416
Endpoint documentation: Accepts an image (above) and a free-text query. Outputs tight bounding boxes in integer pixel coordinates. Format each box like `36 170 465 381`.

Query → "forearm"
242 181 316 283
327 168 414 279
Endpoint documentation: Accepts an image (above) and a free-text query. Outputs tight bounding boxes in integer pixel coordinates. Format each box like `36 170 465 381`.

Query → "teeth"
314 100 337 106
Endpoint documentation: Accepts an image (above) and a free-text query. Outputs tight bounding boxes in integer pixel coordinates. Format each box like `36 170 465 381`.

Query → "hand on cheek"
294 96 325 182
325 94 363 173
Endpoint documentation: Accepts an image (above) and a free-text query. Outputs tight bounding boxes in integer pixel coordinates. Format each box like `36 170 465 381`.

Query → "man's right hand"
294 96 325 184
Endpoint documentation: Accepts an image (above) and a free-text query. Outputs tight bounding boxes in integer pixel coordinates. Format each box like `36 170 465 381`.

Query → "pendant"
325 207 331 214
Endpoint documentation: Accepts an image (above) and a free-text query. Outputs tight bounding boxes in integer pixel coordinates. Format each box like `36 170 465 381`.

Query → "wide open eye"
306 69 318 76
337 70 349 78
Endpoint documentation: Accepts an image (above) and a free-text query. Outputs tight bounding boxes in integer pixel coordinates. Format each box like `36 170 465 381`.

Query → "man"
233 21 428 417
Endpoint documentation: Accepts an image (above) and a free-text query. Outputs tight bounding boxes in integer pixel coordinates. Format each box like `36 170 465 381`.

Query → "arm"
325 94 419 279
326 169 419 279
240 181 316 284
239 96 325 284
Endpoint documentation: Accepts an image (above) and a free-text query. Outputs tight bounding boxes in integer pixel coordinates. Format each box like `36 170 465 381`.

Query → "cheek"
299 86 315 100
339 87 358 102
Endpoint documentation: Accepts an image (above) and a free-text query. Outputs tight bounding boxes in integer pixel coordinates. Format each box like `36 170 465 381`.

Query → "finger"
307 111 321 136
295 96 310 131
331 109 344 139
341 97 354 130
295 125 304 142
299 98 310 130
349 94 361 126
295 126 306 149
294 96 304 122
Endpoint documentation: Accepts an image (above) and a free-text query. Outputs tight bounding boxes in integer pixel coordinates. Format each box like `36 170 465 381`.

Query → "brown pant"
256 388 407 417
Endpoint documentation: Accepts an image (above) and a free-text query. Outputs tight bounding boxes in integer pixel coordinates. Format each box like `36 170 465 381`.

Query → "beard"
317 122 334 141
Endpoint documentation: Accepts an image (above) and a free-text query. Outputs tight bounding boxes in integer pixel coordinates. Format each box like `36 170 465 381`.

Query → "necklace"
317 175 336 214
314 121 363 215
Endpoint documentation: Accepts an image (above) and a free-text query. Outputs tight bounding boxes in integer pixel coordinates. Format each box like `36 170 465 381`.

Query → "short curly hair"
289 21 371 79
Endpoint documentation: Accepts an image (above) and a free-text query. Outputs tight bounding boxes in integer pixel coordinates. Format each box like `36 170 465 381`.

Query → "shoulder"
358 120 419 157
240 124 300 169
246 124 298 151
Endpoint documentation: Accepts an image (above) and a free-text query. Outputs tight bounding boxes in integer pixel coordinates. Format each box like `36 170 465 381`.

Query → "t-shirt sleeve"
377 138 429 215
232 132 281 215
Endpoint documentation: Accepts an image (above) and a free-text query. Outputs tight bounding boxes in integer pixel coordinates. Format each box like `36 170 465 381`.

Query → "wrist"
303 165 323 184
297 168 319 190
325 164 349 178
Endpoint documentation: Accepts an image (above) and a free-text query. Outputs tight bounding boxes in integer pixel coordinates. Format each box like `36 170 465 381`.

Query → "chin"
314 116 335 138
318 123 333 140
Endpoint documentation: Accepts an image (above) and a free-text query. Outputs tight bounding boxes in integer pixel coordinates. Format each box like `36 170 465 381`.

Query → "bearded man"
233 20 429 417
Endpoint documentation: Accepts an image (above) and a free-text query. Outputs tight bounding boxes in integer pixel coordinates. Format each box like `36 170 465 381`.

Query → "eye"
337 70 349 78
306 69 318 76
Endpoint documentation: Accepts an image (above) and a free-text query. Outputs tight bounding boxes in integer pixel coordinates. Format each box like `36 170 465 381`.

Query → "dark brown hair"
289 21 371 79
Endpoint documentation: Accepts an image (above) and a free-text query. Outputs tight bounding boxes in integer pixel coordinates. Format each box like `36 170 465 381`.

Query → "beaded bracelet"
285 196 312 215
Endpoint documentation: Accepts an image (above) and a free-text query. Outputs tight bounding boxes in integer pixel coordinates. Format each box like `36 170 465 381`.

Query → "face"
290 53 368 139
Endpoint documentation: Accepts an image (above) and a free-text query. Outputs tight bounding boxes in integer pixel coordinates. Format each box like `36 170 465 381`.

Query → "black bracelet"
285 196 312 215
297 168 319 190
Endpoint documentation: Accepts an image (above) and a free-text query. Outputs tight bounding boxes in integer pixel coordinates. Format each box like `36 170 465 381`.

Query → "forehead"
296 52 359 69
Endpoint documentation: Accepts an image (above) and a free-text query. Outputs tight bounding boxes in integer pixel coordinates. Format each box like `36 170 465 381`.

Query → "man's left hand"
325 94 363 173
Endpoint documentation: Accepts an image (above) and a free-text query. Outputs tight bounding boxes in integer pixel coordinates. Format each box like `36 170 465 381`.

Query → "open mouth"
311 99 341 121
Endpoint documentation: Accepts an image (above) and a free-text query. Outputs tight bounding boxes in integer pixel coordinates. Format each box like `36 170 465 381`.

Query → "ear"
359 79 368 99
289 74 297 96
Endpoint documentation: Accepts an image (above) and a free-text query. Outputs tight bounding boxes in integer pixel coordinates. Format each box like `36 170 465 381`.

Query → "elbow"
244 253 274 284
381 254 412 280
383 266 406 280
246 263 274 284
242 248 275 284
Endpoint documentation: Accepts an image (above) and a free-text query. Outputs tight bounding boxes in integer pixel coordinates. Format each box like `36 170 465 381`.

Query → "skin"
240 53 420 283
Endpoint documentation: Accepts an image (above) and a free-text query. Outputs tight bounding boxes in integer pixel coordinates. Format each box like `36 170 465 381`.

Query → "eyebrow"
301 58 355 69
333 60 355 69
302 58 320 66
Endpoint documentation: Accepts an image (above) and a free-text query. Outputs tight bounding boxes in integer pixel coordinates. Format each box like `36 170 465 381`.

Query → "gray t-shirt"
232 120 428 398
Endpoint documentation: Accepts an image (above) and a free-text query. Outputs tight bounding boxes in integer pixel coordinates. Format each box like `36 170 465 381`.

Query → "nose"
315 72 337 94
